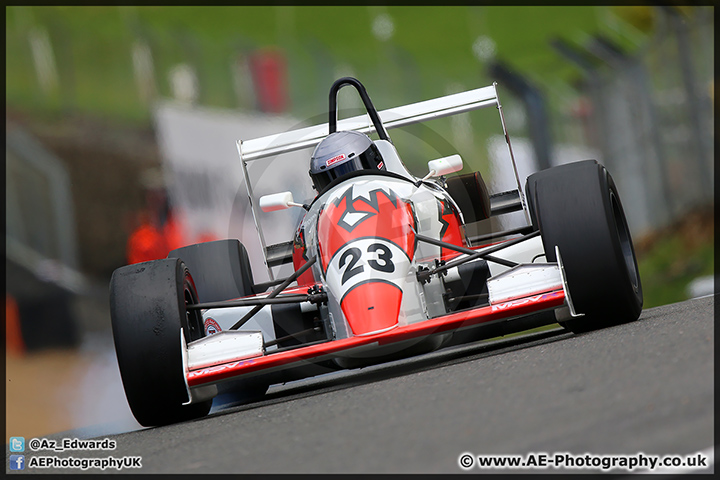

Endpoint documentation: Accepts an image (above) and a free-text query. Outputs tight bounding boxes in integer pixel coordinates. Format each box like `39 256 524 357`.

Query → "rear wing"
239 84 499 161
237 82 526 279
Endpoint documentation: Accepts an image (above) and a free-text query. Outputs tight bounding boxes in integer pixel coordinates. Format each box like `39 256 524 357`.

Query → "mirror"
259 191 295 212
427 154 463 177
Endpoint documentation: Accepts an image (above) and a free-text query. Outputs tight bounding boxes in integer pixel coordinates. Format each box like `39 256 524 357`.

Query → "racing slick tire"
169 239 271 398
169 239 255 302
110 258 212 427
525 160 643 333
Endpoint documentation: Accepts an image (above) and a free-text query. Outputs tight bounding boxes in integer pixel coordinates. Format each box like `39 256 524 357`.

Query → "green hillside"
6 6 646 123
6 6 711 309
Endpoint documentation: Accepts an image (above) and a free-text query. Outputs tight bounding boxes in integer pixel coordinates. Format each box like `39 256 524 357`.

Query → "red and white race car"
110 77 643 427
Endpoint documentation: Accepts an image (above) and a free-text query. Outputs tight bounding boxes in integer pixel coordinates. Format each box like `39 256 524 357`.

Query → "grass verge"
635 205 714 309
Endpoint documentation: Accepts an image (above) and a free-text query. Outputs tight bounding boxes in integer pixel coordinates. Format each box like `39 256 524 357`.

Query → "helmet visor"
311 144 384 191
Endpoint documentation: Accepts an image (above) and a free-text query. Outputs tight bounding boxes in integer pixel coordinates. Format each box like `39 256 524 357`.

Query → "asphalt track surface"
22 295 715 474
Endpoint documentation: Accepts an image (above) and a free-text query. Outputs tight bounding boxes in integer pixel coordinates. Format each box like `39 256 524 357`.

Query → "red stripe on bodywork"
187 290 565 387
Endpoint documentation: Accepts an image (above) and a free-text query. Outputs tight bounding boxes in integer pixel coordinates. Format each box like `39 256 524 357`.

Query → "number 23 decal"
339 243 395 284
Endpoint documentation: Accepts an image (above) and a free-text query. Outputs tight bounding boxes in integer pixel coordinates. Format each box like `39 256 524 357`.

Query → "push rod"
229 256 318 330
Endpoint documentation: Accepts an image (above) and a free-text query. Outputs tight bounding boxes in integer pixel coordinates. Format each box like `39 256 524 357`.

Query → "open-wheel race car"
110 77 643 427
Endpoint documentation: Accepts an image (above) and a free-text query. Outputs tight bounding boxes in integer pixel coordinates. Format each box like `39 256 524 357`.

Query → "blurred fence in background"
6 125 85 349
6 6 713 268
552 7 713 237
6 127 80 275
138 6 713 239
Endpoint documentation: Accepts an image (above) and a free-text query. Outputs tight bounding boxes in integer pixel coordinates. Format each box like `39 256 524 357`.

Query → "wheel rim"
610 191 640 293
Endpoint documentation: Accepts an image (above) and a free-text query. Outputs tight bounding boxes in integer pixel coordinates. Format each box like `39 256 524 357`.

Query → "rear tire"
525 160 643 333
110 258 212 427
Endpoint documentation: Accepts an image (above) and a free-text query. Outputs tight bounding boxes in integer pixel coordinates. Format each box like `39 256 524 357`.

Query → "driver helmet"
309 130 386 191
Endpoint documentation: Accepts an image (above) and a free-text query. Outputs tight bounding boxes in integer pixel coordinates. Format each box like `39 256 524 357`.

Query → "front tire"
525 160 643 333
110 258 212 427
169 239 271 399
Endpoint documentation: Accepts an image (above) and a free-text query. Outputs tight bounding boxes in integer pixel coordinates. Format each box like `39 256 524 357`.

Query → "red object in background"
571 96 593 118
126 213 218 265
127 167 219 265
249 50 289 113
6 294 26 356
126 214 187 265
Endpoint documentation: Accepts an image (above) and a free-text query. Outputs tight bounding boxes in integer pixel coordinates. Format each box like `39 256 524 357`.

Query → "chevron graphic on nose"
339 209 374 230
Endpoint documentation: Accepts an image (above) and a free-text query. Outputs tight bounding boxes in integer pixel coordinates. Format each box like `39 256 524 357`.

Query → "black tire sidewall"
169 239 255 302
604 172 643 317
110 258 210 426
527 160 642 329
